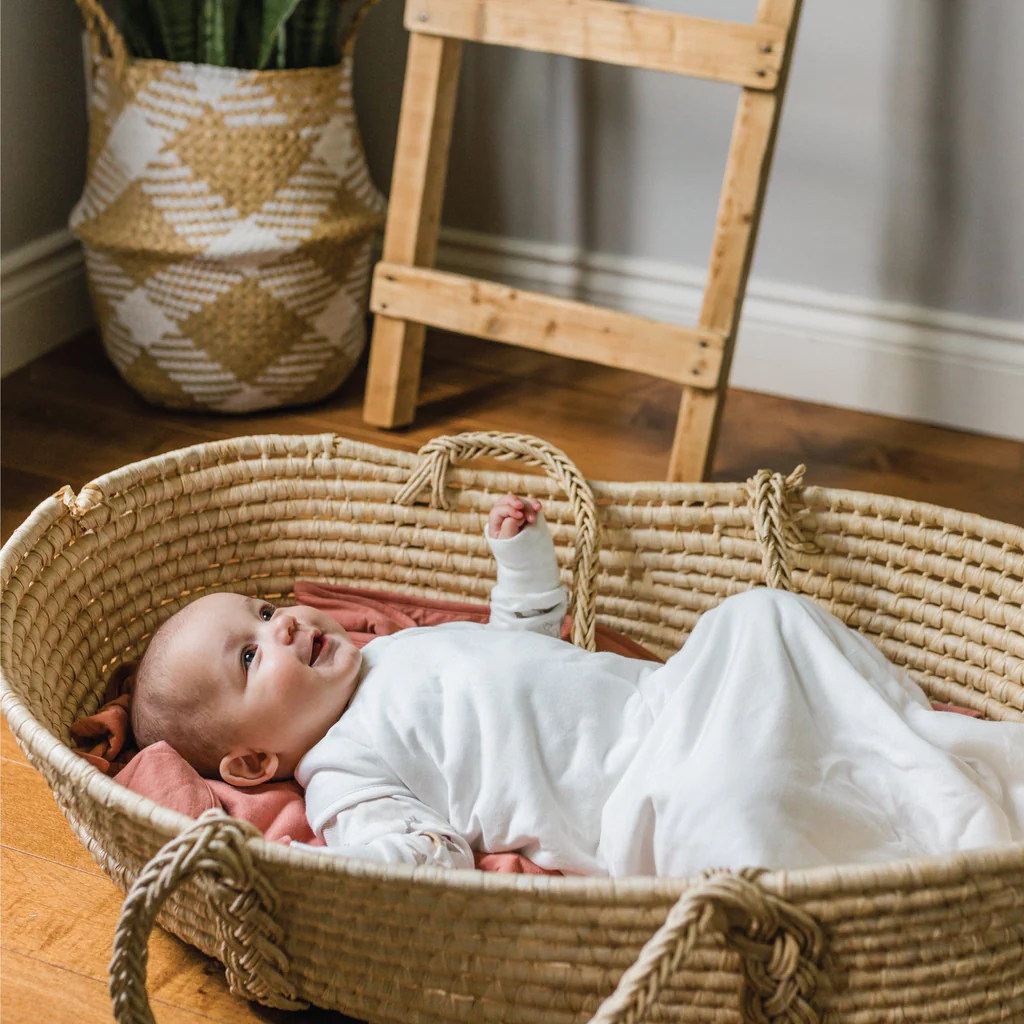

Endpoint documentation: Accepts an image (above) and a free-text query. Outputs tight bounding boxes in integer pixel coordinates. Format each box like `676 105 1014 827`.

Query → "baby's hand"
489 494 542 540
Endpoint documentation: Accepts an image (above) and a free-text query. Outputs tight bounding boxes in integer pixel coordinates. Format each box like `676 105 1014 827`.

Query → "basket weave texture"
68 1 386 413
1 431 1022 1024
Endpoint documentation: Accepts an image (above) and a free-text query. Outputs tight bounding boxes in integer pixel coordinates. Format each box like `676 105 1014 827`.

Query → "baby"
133 495 1024 877
131 495 558 785
133 494 588 864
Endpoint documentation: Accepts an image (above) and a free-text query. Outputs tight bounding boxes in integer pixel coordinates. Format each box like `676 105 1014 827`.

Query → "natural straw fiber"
69 0 386 413
1 431 1022 1024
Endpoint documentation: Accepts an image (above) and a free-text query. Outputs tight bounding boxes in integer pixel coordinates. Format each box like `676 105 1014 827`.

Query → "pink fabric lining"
115 740 316 844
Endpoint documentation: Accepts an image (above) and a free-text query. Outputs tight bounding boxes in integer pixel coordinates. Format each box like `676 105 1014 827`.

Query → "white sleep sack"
297 522 1024 876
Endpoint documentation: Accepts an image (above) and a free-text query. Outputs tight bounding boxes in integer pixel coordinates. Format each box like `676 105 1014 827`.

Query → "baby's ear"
219 749 278 787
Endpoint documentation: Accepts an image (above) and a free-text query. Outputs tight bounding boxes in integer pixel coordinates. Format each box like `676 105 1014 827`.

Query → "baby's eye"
259 603 274 621
242 646 257 670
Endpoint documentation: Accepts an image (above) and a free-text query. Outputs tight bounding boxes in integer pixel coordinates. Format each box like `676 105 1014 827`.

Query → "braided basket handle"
393 431 600 651
109 810 304 1023
588 868 827 1024
341 0 382 57
746 465 810 592
75 0 130 81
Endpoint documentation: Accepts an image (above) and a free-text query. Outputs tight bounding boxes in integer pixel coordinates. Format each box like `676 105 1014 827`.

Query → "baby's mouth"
309 632 324 666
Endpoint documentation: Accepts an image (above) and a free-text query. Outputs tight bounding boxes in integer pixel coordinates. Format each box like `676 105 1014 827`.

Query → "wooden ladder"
362 0 803 481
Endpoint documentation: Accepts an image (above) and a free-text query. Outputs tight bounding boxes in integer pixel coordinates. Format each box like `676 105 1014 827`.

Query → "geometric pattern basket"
1 431 1021 1023
69 0 386 413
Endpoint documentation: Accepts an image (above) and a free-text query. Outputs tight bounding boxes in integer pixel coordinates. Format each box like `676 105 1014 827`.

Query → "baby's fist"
489 494 542 539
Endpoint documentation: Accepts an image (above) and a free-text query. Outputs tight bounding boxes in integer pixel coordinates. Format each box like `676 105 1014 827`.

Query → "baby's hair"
131 606 230 777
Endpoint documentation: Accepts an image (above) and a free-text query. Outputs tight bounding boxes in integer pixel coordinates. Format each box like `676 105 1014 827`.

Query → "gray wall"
1 0 89 252
2 0 1020 393
1 0 93 375
354 0 1024 321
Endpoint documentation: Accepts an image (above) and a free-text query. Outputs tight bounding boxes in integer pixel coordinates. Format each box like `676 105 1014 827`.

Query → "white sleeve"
485 512 568 638
318 794 475 869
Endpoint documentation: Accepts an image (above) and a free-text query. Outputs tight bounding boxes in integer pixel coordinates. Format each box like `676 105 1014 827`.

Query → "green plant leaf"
146 0 199 62
236 2 264 68
258 0 302 70
118 0 163 58
109 0 354 68
288 0 342 67
198 0 242 65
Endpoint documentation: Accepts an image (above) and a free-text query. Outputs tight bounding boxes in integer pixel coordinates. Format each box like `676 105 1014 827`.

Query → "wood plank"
1 467 66 542
0 847 276 1024
379 34 464 269
0 949 218 1024
421 333 1024 479
1 758 104 875
670 0 803 482
371 263 723 386
0 338 412 472
413 372 684 482
0 388 214 486
405 0 785 88
4 330 1023 519
363 315 430 428
364 32 464 428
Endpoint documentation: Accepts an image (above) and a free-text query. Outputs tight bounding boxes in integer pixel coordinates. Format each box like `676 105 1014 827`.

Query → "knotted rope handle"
392 431 600 651
746 465 811 592
109 810 305 1024
588 869 827 1024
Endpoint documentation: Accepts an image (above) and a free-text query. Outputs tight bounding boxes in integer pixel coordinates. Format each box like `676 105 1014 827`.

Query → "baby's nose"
274 613 298 642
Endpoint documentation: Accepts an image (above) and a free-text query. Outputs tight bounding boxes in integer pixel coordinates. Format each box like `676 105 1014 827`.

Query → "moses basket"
1 430 1022 1024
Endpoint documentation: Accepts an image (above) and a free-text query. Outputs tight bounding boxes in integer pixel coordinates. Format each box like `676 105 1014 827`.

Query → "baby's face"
168 593 362 778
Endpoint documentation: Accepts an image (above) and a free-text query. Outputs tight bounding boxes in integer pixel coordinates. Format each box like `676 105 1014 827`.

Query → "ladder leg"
363 316 429 428
669 0 802 481
363 32 463 428
668 386 719 483
667 87 780 483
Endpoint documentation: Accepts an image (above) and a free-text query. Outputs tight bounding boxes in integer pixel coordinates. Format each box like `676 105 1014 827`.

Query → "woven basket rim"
88 49 354 81
2 432 1022 901
19 430 1024 550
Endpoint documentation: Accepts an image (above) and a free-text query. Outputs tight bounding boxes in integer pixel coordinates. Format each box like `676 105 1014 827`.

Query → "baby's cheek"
341 645 362 681
346 644 362 671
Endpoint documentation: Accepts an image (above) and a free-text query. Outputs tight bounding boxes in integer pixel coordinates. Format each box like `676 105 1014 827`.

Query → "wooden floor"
2 328 1023 1024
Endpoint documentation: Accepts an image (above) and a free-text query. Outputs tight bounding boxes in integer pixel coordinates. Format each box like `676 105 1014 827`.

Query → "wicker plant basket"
69 0 386 413
1 431 1022 1024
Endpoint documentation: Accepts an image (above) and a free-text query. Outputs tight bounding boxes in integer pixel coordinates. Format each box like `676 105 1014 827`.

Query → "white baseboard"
1 229 93 377
435 228 1024 441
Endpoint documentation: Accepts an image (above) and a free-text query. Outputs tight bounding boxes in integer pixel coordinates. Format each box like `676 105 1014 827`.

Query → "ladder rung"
404 0 785 89
371 263 723 387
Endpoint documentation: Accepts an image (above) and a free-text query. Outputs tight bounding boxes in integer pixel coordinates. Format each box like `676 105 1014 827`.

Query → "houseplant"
69 0 386 413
